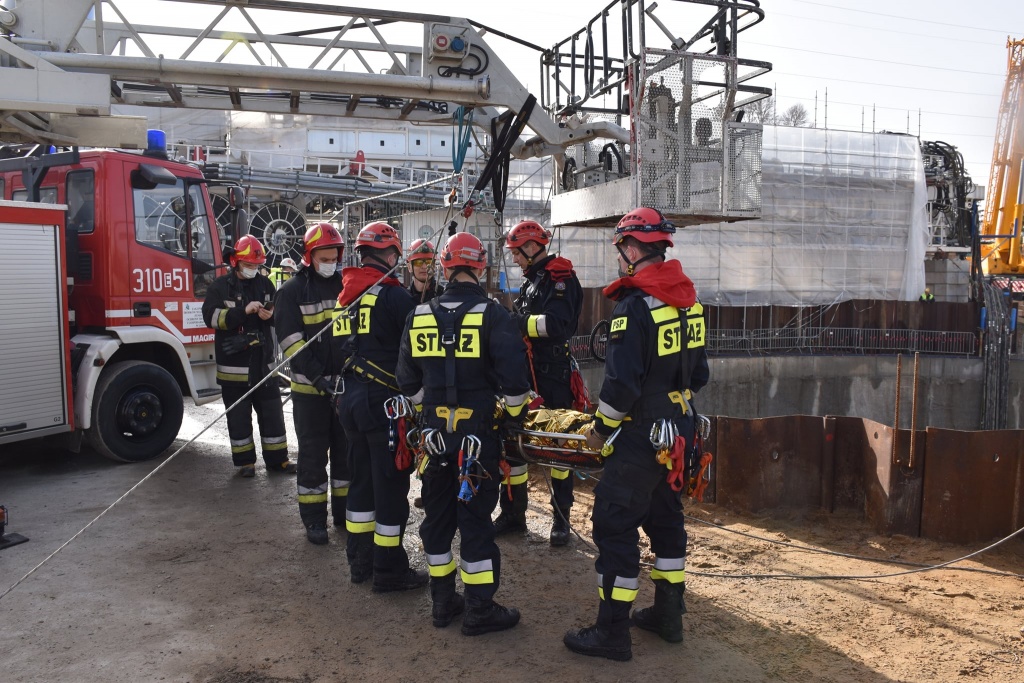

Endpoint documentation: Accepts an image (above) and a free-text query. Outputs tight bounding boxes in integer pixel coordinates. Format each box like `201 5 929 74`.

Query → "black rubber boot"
304 521 328 545
493 511 527 536
430 575 465 628
461 601 521 636
632 582 685 643
494 481 528 536
549 507 571 547
372 568 429 594
563 625 632 662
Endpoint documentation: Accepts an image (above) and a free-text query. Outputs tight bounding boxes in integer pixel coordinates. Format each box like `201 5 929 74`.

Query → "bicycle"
589 319 610 362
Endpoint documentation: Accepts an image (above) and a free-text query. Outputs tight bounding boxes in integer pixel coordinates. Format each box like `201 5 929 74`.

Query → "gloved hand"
220 335 251 355
500 406 527 432
313 376 333 396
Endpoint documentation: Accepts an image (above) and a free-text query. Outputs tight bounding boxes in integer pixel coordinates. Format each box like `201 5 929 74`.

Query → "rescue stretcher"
501 408 608 473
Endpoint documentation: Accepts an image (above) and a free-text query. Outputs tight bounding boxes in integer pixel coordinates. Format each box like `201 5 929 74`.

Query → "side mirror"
231 207 249 242
130 163 177 190
227 185 244 209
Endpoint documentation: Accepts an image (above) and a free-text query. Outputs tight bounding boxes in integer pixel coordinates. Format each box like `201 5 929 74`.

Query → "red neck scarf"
602 259 696 308
337 266 400 307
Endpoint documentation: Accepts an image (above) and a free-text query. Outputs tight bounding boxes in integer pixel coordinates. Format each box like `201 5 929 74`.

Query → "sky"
114 0 1024 190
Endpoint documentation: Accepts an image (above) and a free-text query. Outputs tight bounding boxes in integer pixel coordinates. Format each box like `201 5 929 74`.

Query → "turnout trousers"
337 379 412 581
222 381 289 468
419 428 503 607
292 390 350 528
591 416 691 631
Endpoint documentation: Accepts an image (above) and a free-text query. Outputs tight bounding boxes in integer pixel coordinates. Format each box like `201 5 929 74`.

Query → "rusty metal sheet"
860 418 924 538
921 428 1024 544
715 415 829 513
831 416 868 512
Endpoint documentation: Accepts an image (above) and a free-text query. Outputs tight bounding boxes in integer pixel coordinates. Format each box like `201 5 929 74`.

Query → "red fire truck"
0 137 244 462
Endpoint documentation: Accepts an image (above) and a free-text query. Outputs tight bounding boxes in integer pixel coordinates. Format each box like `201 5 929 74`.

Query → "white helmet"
280 257 298 270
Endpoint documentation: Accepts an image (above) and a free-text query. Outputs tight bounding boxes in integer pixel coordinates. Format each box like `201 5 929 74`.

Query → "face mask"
238 264 258 279
316 262 337 279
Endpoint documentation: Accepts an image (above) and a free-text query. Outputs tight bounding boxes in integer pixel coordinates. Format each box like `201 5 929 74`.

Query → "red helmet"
614 207 676 246
355 222 402 251
230 234 267 268
441 232 487 270
505 220 551 249
408 238 437 259
301 222 345 266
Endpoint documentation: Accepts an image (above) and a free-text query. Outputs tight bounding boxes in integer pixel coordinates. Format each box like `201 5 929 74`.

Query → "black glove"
500 407 527 432
313 376 333 396
220 335 250 355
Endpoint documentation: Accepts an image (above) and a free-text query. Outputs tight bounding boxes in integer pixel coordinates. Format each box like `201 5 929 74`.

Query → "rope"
451 106 474 174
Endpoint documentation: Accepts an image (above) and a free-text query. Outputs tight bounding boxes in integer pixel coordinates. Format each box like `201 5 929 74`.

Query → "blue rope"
452 106 474 173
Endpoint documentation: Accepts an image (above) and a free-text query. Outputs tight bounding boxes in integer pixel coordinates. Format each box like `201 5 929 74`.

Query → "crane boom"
980 37 1024 275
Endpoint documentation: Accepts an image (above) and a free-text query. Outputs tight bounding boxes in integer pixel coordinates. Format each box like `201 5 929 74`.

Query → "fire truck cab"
0 139 241 462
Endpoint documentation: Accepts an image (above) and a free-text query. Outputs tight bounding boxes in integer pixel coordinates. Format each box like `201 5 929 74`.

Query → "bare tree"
740 96 777 125
777 103 810 127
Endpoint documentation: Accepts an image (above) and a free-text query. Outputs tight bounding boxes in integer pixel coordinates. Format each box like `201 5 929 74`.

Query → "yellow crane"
980 37 1024 275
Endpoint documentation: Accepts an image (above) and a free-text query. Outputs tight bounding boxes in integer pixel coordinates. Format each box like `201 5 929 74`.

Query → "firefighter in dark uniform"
274 223 349 545
406 238 445 303
396 232 531 635
202 234 294 477
564 207 709 661
333 222 426 592
497 220 584 546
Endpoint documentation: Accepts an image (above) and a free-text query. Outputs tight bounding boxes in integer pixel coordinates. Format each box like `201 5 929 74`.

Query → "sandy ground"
1 397 1023 683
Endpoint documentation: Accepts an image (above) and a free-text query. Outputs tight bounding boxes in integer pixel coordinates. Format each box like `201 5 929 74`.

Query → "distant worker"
920 288 935 302
407 238 445 303
500 220 584 546
270 257 299 289
202 235 294 478
565 207 709 661
274 223 349 545
396 231 531 635
333 222 424 592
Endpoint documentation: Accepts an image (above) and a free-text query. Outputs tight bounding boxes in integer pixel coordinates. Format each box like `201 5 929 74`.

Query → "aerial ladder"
0 0 772 228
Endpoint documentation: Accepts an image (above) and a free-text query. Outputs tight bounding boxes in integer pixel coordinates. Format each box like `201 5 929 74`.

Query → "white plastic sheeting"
672 127 929 305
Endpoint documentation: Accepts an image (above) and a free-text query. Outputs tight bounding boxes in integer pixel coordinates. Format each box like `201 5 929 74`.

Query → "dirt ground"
2 398 1023 683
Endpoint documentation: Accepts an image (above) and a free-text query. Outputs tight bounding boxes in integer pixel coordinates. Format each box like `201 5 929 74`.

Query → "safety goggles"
410 258 433 267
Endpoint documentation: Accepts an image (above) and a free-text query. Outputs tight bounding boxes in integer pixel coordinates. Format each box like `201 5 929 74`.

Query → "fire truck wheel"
88 361 185 463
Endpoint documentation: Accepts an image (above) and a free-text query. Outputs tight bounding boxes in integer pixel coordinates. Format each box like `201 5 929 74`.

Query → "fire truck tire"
88 361 185 463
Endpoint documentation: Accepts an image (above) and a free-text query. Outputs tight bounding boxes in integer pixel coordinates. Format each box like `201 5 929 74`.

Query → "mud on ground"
1 411 1023 683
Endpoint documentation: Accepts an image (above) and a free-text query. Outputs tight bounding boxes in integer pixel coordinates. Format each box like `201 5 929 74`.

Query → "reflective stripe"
408 388 424 405
230 436 254 454
331 479 350 497
298 493 328 504
595 409 623 430
596 400 627 421
504 463 528 486
374 522 402 548
527 314 548 338
299 303 321 315
280 331 303 350
597 574 639 603
217 364 250 383
346 509 375 534
262 437 288 451
298 484 328 495
427 552 457 577
460 558 495 585
302 311 329 325
215 308 231 329
550 468 570 480
651 557 687 584
650 306 679 323
230 436 253 447
290 382 321 395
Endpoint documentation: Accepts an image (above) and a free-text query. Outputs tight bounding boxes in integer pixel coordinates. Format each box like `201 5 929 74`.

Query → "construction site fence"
570 326 978 363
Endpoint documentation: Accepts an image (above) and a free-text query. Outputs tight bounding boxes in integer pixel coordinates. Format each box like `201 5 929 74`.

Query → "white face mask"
238 264 258 279
316 262 338 279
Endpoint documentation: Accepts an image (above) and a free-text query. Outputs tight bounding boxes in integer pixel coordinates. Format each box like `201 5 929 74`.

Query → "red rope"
394 417 412 472
666 435 687 492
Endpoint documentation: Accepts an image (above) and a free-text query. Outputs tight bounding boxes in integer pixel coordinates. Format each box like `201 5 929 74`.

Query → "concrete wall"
582 357 1024 431
923 257 971 303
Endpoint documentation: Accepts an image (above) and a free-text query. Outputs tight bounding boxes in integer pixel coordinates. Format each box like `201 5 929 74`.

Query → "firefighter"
202 235 294 478
396 232 531 635
564 207 709 661
269 257 299 289
498 220 584 546
333 222 425 592
274 223 349 545
406 238 445 303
